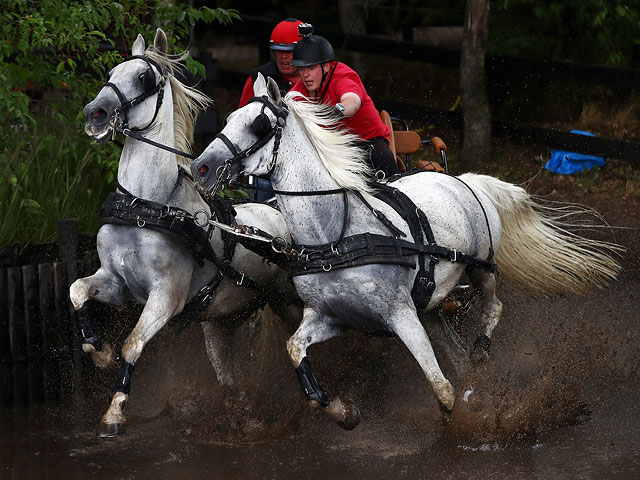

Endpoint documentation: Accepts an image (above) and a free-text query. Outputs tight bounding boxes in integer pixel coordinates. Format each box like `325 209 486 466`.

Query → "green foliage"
0 0 239 247
576 166 601 192
491 0 640 66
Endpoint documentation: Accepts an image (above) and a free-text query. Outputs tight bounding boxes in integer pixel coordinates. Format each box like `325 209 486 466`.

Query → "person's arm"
336 92 362 118
238 76 255 108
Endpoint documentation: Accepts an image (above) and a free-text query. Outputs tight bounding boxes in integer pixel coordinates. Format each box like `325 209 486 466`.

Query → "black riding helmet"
290 23 334 67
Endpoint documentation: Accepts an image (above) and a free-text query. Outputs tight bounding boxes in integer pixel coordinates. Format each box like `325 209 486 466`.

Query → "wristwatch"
334 102 346 117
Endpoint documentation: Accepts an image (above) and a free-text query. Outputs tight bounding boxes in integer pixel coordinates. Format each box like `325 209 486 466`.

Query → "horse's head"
83 29 169 142
191 74 286 193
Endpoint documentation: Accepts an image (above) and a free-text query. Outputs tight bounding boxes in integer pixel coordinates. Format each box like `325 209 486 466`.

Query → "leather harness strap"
98 171 264 289
287 181 496 309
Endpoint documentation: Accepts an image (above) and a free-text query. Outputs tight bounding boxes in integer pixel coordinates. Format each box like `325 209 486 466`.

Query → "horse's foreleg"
200 320 235 386
286 309 360 430
467 268 503 364
99 288 185 437
69 270 124 368
391 305 455 412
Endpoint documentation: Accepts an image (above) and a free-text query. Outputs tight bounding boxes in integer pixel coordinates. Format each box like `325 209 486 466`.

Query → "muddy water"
2 392 639 480
2 197 639 480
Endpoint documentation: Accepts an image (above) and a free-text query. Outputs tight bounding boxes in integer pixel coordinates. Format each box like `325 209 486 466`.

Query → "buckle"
449 249 458 262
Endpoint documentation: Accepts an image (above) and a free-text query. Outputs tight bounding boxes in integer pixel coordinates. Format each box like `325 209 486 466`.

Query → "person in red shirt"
289 24 399 179
238 19 304 201
238 18 304 108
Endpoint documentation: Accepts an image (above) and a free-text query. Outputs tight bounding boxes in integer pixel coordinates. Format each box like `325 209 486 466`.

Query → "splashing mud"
2 184 639 479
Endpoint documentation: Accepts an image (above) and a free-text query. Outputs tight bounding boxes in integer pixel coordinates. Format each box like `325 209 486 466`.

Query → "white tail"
459 173 623 296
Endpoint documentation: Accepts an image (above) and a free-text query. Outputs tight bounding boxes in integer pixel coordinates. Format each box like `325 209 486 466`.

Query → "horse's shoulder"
234 202 288 235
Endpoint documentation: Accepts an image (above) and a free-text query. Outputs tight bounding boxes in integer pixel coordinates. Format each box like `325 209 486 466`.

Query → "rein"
112 125 197 160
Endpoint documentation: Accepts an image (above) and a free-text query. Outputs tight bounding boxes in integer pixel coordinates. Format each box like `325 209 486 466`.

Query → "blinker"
251 112 273 139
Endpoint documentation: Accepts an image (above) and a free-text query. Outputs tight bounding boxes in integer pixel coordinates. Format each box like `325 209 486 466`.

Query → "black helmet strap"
317 61 338 104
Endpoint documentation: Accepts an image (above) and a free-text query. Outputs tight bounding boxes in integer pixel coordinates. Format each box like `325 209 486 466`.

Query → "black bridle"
105 55 167 135
103 54 200 161
211 96 289 194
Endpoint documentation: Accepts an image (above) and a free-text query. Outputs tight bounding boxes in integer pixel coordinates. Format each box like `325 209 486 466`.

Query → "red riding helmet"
270 18 304 51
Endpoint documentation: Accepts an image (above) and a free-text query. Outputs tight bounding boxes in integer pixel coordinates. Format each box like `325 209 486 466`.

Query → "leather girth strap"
373 183 436 309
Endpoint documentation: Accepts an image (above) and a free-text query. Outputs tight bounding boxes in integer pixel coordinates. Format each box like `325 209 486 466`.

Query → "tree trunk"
460 0 491 164
337 0 368 79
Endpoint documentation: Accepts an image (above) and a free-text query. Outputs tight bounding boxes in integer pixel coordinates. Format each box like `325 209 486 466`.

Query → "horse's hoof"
311 397 362 430
470 334 491 365
97 422 125 438
337 401 361 431
90 343 115 369
470 348 489 365
439 402 453 416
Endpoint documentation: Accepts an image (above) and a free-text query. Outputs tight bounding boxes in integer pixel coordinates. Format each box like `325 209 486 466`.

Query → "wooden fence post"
38 263 60 402
23 264 44 404
58 219 83 397
0 267 13 406
7 266 28 405
53 262 73 399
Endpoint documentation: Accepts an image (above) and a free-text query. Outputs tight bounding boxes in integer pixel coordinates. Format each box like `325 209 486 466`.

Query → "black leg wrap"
74 301 103 351
295 357 330 407
111 359 135 396
472 334 491 352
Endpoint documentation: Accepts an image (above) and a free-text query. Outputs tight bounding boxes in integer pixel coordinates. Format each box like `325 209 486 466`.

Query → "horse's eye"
138 73 145 82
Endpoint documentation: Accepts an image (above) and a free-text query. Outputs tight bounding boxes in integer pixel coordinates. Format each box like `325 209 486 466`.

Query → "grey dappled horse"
71 31 291 436
191 74 622 429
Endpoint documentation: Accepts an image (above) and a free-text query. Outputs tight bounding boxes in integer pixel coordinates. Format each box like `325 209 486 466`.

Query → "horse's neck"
117 90 178 203
271 123 348 245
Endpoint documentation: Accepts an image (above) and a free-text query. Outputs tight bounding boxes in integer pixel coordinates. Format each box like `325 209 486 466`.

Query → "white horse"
71 31 292 436
191 74 622 430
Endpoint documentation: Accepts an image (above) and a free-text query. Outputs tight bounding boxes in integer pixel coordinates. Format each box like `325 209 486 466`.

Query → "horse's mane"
146 48 213 166
282 91 374 194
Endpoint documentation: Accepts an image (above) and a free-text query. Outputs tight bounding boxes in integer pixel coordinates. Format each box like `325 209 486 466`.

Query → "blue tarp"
545 130 605 174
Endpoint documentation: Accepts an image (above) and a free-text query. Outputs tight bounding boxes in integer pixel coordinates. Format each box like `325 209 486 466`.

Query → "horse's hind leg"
99 288 186 437
466 267 503 364
69 269 125 368
390 304 455 412
286 308 360 430
200 319 235 386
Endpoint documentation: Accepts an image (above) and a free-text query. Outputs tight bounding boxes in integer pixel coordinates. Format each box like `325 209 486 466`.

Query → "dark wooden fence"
0 220 98 407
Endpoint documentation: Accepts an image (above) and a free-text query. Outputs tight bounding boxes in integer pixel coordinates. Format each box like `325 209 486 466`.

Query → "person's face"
274 50 296 77
297 63 328 93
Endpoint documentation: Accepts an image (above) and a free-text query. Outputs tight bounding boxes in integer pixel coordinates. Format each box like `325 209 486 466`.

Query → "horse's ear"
132 34 146 56
253 73 268 97
266 77 281 104
153 28 168 55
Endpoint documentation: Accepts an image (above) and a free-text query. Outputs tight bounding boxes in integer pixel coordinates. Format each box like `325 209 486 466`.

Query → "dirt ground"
2 153 639 479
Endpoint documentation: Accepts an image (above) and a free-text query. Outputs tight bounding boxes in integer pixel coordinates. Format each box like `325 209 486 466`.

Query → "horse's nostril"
91 109 108 124
199 165 209 175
